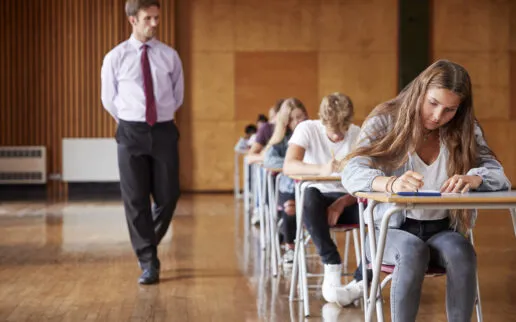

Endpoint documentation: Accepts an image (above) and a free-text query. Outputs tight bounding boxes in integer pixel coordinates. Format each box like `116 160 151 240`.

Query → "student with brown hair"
341 60 510 320
263 98 308 268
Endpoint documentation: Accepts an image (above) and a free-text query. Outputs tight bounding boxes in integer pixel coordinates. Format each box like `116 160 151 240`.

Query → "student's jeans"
302 187 360 262
363 217 477 322
278 191 296 244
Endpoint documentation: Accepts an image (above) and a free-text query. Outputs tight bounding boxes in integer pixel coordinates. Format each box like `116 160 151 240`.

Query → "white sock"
322 264 342 303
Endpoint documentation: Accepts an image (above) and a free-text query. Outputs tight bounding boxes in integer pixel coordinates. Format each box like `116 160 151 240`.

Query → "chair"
358 198 483 322
288 180 362 317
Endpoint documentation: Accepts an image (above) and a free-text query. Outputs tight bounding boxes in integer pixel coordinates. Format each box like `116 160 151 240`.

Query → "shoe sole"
138 278 160 285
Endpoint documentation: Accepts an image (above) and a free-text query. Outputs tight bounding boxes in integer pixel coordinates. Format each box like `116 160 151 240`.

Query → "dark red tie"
141 44 157 126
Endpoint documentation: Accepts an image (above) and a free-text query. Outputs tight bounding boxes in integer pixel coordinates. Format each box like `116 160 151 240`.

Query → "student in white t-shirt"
283 92 367 305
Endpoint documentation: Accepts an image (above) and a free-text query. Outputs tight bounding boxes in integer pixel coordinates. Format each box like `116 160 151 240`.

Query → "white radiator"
0 146 47 184
62 138 119 182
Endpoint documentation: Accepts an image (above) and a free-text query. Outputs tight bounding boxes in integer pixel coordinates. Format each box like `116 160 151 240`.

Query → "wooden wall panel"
176 0 398 191
511 53 516 120
234 0 319 51
191 53 235 121
510 2 516 121
432 0 516 184
318 52 397 121
433 0 510 53
0 0 175 195
191 1 235 52
318 0 397 52
235 52 319 122
190 121 237 191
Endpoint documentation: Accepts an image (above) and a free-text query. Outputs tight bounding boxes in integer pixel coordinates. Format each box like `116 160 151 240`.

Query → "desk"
234 150 247 199
263 167 283 277
355 191 516 322
243 156 251 215
287 174 341 317
252 162 266 251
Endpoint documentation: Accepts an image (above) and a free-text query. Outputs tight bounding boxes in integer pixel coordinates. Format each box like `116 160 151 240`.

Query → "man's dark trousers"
116 119 180 269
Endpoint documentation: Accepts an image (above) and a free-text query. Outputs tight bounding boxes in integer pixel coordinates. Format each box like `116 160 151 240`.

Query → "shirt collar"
129 34 158 50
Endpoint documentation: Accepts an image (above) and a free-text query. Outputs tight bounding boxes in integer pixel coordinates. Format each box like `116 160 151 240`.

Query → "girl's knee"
447 240 477 266
398 240 430 269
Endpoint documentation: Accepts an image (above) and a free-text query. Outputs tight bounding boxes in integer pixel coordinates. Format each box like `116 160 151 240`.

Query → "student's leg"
333 202 375 306
302 187 343 264
375 228 430 322
426 230 477 322
336 203 372 279
303 188 351 303
335 204 366 277
278 191 296 246
277 191 296 268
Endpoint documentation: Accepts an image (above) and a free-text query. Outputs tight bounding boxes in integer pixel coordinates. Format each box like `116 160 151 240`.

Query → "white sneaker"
251 209 260 225
322 264 342 303
335 279 364 307
282 249 295 269
321 302 341 321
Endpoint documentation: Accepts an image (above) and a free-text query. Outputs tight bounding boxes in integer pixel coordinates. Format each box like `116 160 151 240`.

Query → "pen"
407 152 418 192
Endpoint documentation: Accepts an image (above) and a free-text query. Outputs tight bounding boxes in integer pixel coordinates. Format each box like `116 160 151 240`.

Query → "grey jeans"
367 217 477 322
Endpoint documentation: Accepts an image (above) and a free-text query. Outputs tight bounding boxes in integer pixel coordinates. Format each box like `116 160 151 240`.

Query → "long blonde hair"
265 97 307 149
346 59 495 233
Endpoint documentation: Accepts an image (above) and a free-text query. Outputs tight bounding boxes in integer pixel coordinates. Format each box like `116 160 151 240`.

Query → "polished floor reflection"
0 194 515 321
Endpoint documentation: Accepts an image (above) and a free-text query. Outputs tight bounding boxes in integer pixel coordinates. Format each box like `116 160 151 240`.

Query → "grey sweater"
341 114 511 229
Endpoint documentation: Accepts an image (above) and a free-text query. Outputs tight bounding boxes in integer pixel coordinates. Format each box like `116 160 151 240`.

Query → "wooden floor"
0 194 515 321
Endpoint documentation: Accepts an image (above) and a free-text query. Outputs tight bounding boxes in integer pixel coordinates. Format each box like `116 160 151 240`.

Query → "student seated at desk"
247 100 285 225
283 92 364 305
341 59 510 321
263 98 308 269
247 99 284 164
234 124 257 152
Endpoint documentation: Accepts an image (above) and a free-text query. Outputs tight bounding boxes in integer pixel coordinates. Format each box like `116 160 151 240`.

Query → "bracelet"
390 177 399 193
384 176 395 192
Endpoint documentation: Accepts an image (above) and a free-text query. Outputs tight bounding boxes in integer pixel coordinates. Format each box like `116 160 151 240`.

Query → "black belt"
400 217 451 241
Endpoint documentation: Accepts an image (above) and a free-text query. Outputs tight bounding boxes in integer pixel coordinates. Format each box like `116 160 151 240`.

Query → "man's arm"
100 52 119 122
172 51 184 109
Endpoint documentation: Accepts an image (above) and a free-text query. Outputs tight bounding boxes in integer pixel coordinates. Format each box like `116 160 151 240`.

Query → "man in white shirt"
101 0 184 285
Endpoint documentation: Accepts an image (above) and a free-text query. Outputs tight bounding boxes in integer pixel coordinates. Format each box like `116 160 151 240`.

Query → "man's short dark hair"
125 0 160 17
257 114 268 123
245 124 257 135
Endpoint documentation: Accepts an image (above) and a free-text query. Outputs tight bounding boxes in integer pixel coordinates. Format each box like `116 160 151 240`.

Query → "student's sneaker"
321 302 341 321
335 279 364 307
251 209 260 226
322 264 342 303
282 248 295 269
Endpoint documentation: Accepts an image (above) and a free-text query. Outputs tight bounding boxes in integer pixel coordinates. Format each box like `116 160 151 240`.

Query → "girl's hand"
440 175 482 193
392 171 424 193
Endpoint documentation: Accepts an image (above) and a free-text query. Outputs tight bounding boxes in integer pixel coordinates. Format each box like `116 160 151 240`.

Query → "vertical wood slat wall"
0 0 175 196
